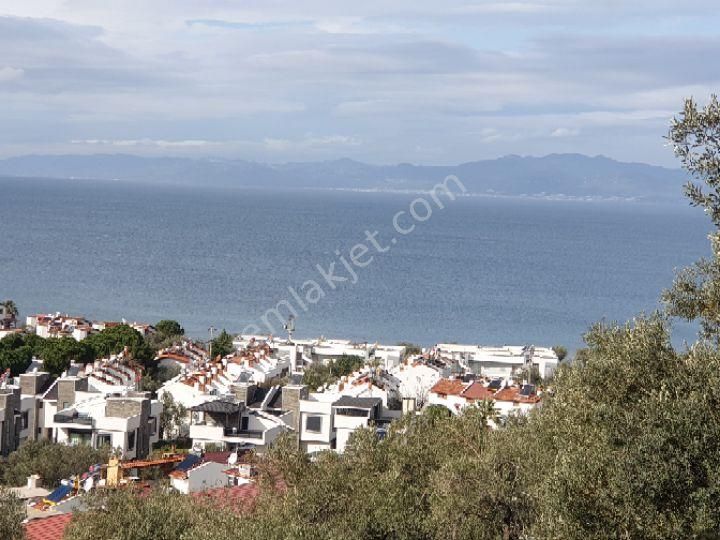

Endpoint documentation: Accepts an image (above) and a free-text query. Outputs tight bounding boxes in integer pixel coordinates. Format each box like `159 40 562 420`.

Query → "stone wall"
232 382 256 405
0 388 20 455
20 372 49 397
105 398 143 419
281 385 308 432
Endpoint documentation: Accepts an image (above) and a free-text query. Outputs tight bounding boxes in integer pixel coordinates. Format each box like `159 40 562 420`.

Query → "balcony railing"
54 413 93 425
223 427 264 439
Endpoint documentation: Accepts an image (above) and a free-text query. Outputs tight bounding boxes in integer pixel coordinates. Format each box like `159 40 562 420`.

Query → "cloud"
0 66 24 81
0 3 717 166
263 134 361 152
550 127 579 138
71 138 215 147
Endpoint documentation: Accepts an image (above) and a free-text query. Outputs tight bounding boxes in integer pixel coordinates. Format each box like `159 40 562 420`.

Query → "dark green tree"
155 320 184 339
0 332 53 376
41 337 95 376
0 346 32 377
85 325 154 364
209 329 234 359
552 345 568 362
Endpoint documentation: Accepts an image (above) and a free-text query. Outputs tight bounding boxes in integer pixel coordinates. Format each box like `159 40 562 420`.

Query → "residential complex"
1 309 560 538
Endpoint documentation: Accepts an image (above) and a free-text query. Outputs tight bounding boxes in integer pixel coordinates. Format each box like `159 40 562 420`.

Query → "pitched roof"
461 381 496 401
202 451 232 464
24 513 73 540
192 483 260 514
494 387 541 404
333 396 382 408
429 378 466 396
189 399 241 414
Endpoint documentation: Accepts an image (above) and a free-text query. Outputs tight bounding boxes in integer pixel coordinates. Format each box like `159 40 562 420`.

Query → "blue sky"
1 0 718 166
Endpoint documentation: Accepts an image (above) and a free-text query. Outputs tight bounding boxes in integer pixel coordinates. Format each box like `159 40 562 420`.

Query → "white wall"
171 462 229 494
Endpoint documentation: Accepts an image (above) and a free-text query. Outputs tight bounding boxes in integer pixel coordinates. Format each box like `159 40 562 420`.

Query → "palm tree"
1 300 18 328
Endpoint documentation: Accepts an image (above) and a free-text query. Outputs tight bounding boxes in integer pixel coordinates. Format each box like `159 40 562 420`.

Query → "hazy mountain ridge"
0 153 686 202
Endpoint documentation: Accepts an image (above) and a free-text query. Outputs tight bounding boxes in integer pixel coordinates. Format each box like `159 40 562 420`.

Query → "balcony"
53 412 93 426
223 427 264 439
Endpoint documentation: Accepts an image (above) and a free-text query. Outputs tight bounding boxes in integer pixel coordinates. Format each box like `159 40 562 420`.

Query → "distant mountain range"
0 153 688 202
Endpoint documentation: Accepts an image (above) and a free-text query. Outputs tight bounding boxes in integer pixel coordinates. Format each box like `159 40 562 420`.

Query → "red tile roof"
461 381 496 401
193 483 260 514
494 387 541 404
24 513 73 540
202 451 231 464
429 378 467 396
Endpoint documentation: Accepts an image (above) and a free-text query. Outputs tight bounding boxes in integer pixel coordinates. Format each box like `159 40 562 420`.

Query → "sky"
0 1 719 166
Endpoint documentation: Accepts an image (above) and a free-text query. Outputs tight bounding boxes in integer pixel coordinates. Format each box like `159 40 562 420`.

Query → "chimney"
232 382 256 405
27 475 41 489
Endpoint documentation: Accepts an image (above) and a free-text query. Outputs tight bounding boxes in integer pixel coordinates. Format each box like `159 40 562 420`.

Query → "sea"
0 177 711 351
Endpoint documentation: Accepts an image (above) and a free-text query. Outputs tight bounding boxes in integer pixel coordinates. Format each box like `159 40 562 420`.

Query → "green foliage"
0 487 25 540
64 486 210 540
0 333 36 376
146 320 186 350
85 324 154 365
41 337 95 375
302 354 365 390
1 440 109 489
664 96 720 341
552 345 568 362
422 403 452 420
398 341 422 356
155 320 184 339
0 345 32 377
47 315 720 539
159 392 187 440
209 329 234 359
525 316 720 539
301 362 333 390
512 364 543 386
140 364 180 393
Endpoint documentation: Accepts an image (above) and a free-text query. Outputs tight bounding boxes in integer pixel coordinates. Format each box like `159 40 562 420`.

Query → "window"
96 434 112 449
21 411 29 430
127 430 136 451
148 417 157 436
240 416 249 431
305 415 322 433
334 407 369 417
68 430 91 446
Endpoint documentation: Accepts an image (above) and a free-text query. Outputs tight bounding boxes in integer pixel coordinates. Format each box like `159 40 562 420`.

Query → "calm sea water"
0 177 710 350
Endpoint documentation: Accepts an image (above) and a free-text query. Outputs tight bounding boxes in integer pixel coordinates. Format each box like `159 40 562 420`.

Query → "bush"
1 440 109 488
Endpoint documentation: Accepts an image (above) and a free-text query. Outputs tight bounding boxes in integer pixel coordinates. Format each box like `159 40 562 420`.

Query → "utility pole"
208 326 217 360
283 315 295 343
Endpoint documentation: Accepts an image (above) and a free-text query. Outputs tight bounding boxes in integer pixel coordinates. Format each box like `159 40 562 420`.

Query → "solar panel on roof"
175 454 202 472
45 483 72 503
520 384 535 397
488 379 502 390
